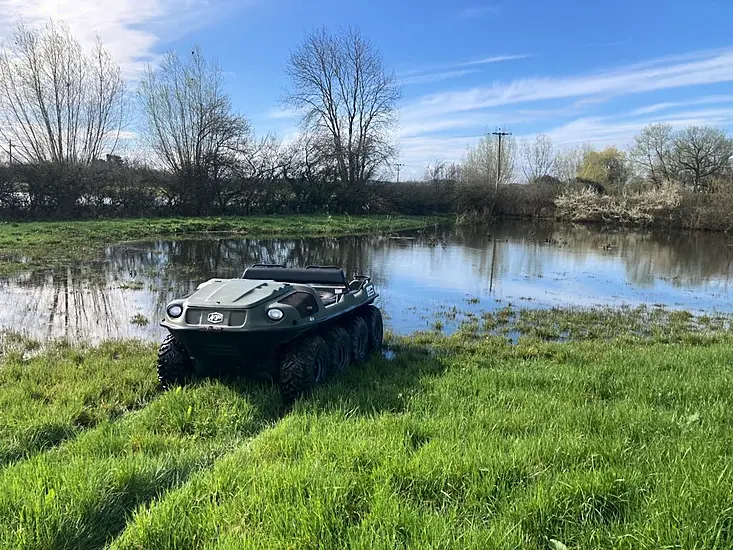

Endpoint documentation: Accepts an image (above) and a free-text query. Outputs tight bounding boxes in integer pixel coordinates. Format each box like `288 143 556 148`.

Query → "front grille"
185 309 246 327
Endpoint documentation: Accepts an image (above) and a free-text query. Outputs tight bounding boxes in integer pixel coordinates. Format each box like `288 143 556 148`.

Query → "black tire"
279 334 330 402
322 325 351 375
346 314 369 365
363 305 384 353
157 334 194 388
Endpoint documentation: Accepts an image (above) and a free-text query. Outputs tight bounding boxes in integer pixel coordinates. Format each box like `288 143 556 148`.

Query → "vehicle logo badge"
207 312 224 324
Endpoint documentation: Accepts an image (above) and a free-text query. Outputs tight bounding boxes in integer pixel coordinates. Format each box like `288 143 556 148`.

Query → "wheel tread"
279 334 330 402
156 334 194 387
346 314 369 365
364 305 384 352
322 325 351 374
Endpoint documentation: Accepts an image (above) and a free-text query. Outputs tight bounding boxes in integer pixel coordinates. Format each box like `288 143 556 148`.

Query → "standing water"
1 220 732 343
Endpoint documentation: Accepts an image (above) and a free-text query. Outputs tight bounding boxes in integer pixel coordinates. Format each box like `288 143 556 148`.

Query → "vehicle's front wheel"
279 334 330 402
157 334 195 388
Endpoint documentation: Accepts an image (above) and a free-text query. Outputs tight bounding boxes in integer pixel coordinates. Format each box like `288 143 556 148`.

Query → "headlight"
167 304 183 318
267 308 284 321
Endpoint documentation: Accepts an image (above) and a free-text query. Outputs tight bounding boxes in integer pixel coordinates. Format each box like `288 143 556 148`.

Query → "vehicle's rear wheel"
157 334 195 388
363 305 384 353
322 325 351 375
346 314 369 365
279 334 330 402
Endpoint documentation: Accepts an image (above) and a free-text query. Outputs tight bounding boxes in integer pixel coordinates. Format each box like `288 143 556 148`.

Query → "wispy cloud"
459 4 500 19
457 54 532 67
0 0 243 79
267 106 303 120
399 116 485 138
400 69 479 86
628 94 733 116
399 53 530 86
397 135 480 171
403 49 733 119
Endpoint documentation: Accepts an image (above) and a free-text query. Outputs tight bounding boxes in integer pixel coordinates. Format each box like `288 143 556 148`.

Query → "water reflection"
1 220 732 343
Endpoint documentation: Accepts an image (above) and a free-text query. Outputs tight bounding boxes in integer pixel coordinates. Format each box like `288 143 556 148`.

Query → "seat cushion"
242 265 347 286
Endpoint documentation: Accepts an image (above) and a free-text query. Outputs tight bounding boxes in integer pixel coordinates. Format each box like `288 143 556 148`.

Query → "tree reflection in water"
1 221 732 343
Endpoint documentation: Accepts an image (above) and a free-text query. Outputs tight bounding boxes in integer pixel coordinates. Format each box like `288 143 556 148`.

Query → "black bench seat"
241 265 349 287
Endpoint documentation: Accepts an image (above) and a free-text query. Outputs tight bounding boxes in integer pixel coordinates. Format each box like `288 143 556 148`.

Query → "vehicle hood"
185 278 290 308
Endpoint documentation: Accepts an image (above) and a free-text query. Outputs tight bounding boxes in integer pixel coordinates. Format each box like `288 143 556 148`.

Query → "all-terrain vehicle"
156 264 383 401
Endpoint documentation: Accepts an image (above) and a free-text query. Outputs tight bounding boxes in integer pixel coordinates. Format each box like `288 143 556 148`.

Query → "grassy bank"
0 214 449 276
1 307 732 548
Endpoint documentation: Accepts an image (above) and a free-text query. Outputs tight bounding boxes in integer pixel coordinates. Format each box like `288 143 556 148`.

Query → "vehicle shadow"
214 338 450 419
308 341 449 414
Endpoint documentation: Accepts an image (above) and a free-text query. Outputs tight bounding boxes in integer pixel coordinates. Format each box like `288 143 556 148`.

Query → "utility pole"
395 163 404 183
491 129 511 194
9 140 12 164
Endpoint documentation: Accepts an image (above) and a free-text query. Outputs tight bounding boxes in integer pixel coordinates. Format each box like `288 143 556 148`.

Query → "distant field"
0 214 449 276
1 307 732 549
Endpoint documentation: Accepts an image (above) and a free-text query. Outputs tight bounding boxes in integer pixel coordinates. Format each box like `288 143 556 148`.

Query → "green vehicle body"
157 264 383 400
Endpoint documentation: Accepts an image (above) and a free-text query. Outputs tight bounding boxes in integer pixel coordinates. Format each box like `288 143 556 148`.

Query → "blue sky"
1 0 732 178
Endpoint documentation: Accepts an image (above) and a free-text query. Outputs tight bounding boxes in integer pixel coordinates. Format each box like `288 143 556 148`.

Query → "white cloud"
400 69 478 86
266 106 304 120
0 0 241 79
457 54 532 67
628 94 733 116
402 49 733 120
398 116 484 138
397 103 581 141
398 53 531 87
397 135 480 176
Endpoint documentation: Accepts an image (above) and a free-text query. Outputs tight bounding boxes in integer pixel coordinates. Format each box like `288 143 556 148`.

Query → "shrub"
673 184 733 231
555 184 683 226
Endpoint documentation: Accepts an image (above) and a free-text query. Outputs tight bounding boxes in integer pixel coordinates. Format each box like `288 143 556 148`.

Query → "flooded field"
1 220 732 342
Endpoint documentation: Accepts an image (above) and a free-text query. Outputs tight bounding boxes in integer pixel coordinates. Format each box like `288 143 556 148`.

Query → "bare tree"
520 133 556 183
672 125 732 192
138 45 251 214
0 20 126 165
554 144 591 184
283 26 401 211
423 160 461 183
629 123 674 188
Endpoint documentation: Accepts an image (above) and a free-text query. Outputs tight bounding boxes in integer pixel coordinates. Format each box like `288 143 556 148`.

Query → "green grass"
0 335 158 466
1 308 733 548
0 214 449 276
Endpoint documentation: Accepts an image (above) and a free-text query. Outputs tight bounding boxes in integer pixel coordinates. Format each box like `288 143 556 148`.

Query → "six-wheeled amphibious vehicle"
157 264 383 400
